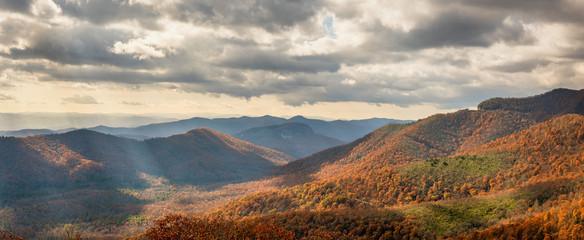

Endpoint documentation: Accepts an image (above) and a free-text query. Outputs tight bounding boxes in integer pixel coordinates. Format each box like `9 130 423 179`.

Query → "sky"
0 0 582 122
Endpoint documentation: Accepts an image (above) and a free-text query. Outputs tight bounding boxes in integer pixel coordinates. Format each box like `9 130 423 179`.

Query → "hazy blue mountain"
0 115 409 148
234 122 345 158
87 115 409 142
283 116 410 142
88 115 286 139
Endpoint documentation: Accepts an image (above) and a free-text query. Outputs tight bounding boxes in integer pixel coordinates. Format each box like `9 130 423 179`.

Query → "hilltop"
234 122 345 158
478 88 584 121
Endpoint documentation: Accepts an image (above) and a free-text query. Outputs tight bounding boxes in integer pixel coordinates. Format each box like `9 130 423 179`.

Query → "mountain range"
0 115 407 160
85 115 407 143
3 88 584 239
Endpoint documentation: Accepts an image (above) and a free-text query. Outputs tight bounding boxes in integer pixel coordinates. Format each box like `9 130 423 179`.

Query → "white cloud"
111 38 166 60
341 78 356 86
31 0 62 18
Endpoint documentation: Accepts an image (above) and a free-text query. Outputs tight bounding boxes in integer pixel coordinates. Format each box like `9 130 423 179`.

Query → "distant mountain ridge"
234 123 345 158
0 116 408 142
86 115 408 143
0 115 407 159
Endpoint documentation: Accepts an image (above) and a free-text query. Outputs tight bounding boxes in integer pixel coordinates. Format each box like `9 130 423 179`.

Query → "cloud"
399 11 498 49
110 39 167 60
3 24 150 68
54 0 160 29
0 0 34 14
487 59 551 73
0 93 14 101
40 65 209 84
62 95 100 104
120 101 144 106
219 48 341 73
367 11 533 51
0 0 582 113
167 0 323 32
448 0 584 24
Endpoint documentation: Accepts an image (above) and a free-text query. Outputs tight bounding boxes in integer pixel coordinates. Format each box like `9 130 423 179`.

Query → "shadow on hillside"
1 186 148 239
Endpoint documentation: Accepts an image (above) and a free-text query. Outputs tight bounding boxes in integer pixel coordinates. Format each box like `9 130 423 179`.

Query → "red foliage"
0 231 23 240
146 214 294 240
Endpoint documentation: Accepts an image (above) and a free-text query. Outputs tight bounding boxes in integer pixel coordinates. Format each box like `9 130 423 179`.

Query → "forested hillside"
0 128 292 197
213 114 584 218
477 88 584 121
271 109 534 183
193 89 584 239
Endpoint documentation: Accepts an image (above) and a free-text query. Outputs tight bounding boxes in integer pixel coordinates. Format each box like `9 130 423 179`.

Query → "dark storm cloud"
560 47 584 60
54 0 161 29
400 12 497 49
271 74 427 106
450 0 584 23
2 25 155 68
487 59 551 73
168 0 323 32
41 66 210 84
219 49 340 73
0 0 33 14
368 11 532 51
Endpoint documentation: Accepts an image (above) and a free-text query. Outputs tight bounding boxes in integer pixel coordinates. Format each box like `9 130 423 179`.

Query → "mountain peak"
190 127 214 132
289 115 307 120
275 122 314 137
65 128 107 137
477 88 584 121
234 122 344 158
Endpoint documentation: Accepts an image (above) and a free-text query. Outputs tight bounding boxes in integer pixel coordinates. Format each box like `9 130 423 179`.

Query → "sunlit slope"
272 109 534 182
210 113 584 239
270 88 584 184
146 127 293 183
0 128 293 196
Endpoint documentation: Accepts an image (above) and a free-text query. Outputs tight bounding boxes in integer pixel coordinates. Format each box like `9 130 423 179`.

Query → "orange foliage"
249 209 429 240
468 114 584 185
145 214 294 240
275 109 534 183
449 194 584 240
0 231 23 240
215 114 584 223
